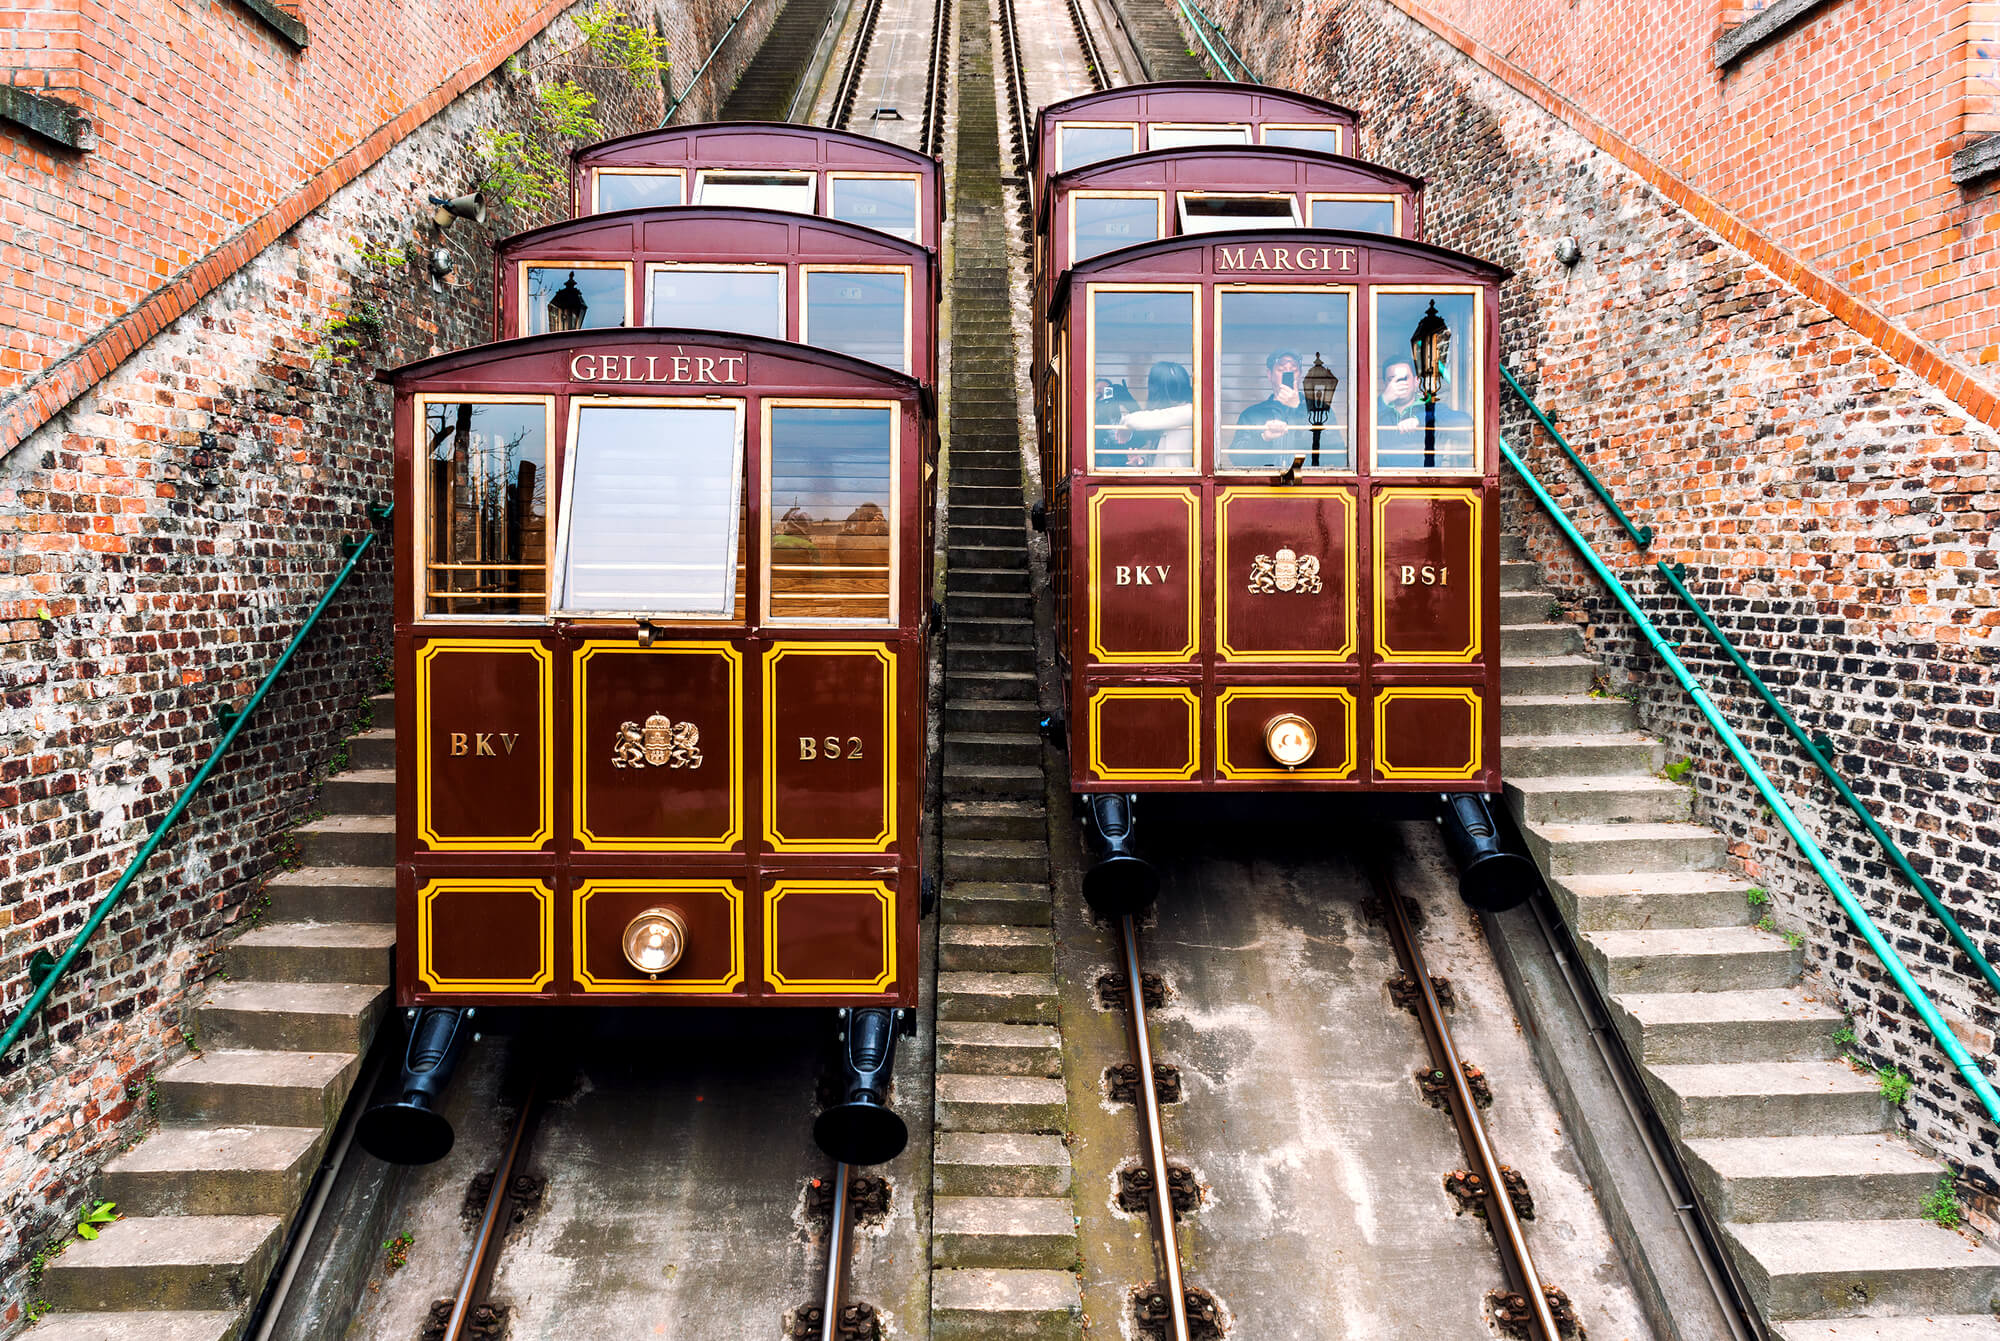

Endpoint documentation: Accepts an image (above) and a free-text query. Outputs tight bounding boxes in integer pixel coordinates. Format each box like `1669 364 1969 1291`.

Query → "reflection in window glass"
594 171 684 212
767 406 895 623
1089 289 1196 471
829 176 920 240
1217 291 1351 472
1147 124 1251 150
1263 126 1343 155
694 170 815 212
423 401 548 617
1373 291 1479 471
647 268 783 338
1177 194 1300 235
1309 198 1398 235
523 266 627 335
1058 124 1136 170
1073 196 1160 261
805 271 907 372
559 405 741 616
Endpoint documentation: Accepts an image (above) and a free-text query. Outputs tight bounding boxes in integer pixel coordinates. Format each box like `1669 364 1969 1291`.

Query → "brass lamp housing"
1410 300 1450 403
621 906 689 976
546 271 589 332
1263 713 1318 768
1301 351 1337 427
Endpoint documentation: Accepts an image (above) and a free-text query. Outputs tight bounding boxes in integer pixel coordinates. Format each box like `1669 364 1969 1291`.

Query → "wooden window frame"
1260 123 1346 156
412 393 557 624
515 260 634 338
1055 121 1139 172
588 167 687 214
1305 193 1405 237
1068 190 1166 263
1212 282 1359 476
1146 122 1252 151
643 262 789 338
799 264 916 373
759 398 903 629
692 167 818 213
1083 281 1204 475
1175 191 1303 234
825 171 925 241
1366 284 1486 477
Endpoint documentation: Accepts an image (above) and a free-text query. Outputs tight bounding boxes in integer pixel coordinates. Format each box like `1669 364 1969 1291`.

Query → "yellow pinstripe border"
1087 488 1199 663
1215 687 1359 780
415 640 554 851
1371 488 1483 664
1086 686 1200 781
417 878 555 993
571 641 743 852
761 644 898 852
1216 487 1356 663
762 880 897 994
1373 687 1483 781
571 879 745 994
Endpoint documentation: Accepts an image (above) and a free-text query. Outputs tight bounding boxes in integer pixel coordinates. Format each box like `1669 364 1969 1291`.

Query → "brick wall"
0 1 772 1327
1202 0 2000 1191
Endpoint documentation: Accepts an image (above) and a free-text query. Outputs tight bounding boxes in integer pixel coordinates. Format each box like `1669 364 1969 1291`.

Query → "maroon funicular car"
1032 81 1363 192
360 326 936 1169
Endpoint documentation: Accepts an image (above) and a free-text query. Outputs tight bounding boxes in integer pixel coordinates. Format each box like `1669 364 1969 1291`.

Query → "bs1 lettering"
1398 566 1448 586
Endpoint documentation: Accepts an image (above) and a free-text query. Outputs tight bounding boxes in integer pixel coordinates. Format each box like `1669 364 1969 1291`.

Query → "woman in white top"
1117 361 1195 469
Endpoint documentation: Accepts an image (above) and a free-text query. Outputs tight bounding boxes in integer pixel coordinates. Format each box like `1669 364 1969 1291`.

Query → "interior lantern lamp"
547 272 590 333
1410 300 1451 468
1300 351 1338 468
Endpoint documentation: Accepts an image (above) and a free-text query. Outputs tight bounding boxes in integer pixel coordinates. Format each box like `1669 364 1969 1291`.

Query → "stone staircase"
1495 533 2000 1337
927 3 1082 1335
37 695 398 1340
717 0 839 121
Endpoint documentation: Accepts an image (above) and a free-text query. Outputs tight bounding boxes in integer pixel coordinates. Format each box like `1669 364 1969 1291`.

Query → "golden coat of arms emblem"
1248 546 1322 595
612 713 703 770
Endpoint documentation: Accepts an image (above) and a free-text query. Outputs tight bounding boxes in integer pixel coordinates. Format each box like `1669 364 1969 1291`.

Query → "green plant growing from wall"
1744 885 1769 908
1921 1173 1963 1229
1661 758 1693 784
73 1201 118 1241
1875 1066 1913 1105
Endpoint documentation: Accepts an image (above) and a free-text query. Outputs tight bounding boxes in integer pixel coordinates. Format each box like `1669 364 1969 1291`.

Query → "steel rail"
1369 859 1561 1341
817 1162 855 1341
919 0 953 157
827 0 886 130
1119 914 1191 1341
994 0 1033 175
445 1071 545 1341
1064 0 1111 93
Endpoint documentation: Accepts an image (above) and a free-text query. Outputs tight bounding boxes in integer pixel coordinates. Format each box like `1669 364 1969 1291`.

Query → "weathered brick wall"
0 1 773 1327
1201 0 2000 1191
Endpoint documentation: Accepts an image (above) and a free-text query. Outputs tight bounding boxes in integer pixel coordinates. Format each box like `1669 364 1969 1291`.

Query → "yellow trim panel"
763 880 898 994
414 639 555 851
571 879 746 994
1373 687 1483 781
1086 686 1201 781
417 878 556 993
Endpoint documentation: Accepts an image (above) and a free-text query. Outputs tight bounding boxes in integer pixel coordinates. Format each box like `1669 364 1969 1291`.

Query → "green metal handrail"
1655 560 2000 999
659 0 760 126
1177 0 1256 83
1503 437 2000 1126
0 506 391 1063
1500 364 1653 549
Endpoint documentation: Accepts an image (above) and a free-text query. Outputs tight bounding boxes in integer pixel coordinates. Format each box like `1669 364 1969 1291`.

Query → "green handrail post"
0 504 393 1064
1499 364 1653 550
1656 560 2000 999
659 0 760 126
1177 1 1259 83
1501 437 2000 1126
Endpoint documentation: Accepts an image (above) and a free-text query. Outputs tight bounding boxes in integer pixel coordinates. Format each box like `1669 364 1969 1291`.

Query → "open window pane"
1310 197 1398 235
805 270 907 371
829 176 919 240
1148 124 1251 150
423 401 548 617
1088 289 1196 471
1058 124 1136 170
523 266 627 336
1176 194 1301 235
594 170 683 212
647 268 784 338
559 405 741 616
1217 290 1352 472
1372 291 1479 472
694 170 815 213
767 406 895 623
1262 126 1343 155
1073 196 1160 261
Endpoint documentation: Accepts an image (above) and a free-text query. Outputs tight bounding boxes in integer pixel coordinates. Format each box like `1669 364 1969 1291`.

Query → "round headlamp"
622 907 688 976
1263 714 1318 768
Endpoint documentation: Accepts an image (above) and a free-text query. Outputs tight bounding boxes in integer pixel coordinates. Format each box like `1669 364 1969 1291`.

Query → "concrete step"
938 971 1058 1025
954 466 1026 487
260 864 394 925
41 1215 281 1312
224 921 396 985
947 590 1034 621
950 523 1026 550
949 544 1028 570
1499 559 1541 590
945 798 1046 842
198 980 386 1053
950 616 1037 647
942 883 1052 926
947 669 1038 702
1502 693 1638 737
948 643 1036 675
293 814 393 868
949 482 1028 507
1502 655 1600 696
1524 820 1728 875
1612 990 1845 1066
23 1312 239 1341
318 767 393 815
1686 1134 1944 1222
157 1048 359 1129
936 1021 1062 1076
1645 1060 1892 1140
1726 1218 2000 1320
946 699 1043 737
1548 870 1755 933
945 838 1047 881
945 731 1042 768
1500 532 1528 560
1500 590 1556 624
950 504 1027 530
1775 1317 2000 1338
950 563 1032 592
1583 925 1802 993
101 1124 323 1218
1502 732 1660 779
941 923 1055 974
933 1268 1083 1340
933 1197 1078 1270
1506 773 1691 825
1501 622 1584 657
348 728 395 770
936 1133 1072 1197
944 761 1046 800
936 1073 1067 1133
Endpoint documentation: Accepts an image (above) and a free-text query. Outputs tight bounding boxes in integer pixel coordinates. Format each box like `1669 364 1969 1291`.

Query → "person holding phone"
1229 349 1330 469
